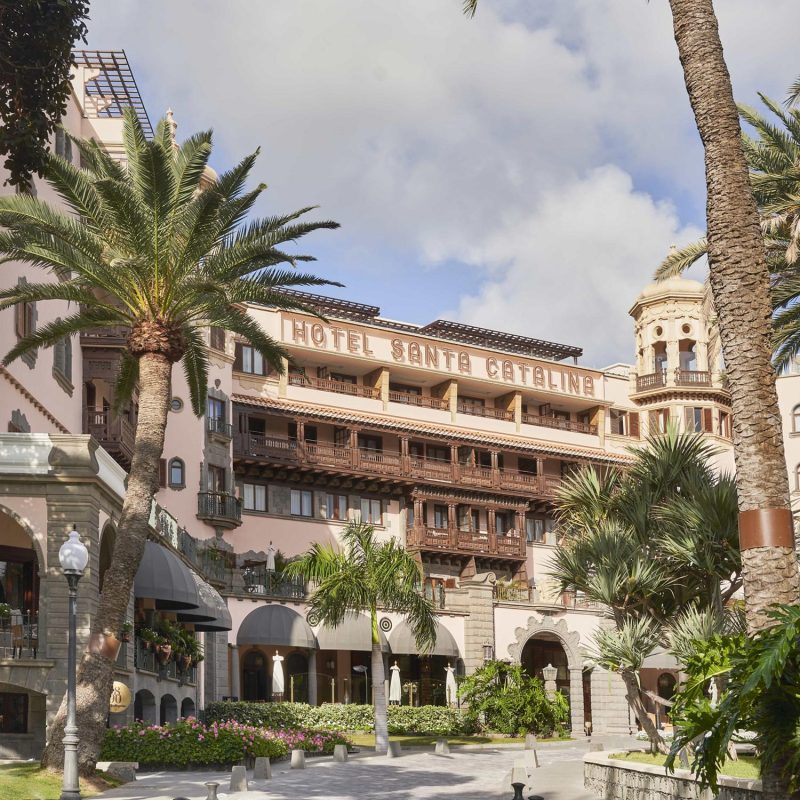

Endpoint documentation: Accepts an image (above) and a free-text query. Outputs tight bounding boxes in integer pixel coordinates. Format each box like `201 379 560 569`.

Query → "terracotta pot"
89 632 122 660
156 644 172 664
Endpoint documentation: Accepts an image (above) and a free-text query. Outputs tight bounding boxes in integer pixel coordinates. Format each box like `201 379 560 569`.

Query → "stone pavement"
93 740 624 800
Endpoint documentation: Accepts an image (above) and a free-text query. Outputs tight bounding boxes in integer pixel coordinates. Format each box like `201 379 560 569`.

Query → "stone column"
448 503 458 548
569 667 585 736
230 645 240 700
445 573 496 675
308 650 318 706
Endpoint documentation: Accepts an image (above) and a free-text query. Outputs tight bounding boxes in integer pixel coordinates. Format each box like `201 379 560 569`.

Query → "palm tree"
285 522 436 753
551 427 741 753
0 108 339 770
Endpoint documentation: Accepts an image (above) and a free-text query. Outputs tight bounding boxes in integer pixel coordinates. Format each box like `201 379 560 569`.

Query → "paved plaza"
96 741 608 800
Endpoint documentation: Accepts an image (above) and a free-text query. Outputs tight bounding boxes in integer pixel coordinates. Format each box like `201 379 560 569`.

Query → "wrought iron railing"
197 492 242 523
0 612 39 659
206 417 234 438
241 565 306 599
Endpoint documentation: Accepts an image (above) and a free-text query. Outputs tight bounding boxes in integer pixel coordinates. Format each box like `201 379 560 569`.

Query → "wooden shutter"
14 303 25 338
703 407 713 433
210 327 225 350
233 342 243 371
629 412 640 439
684 406 694 431
158 459 167 488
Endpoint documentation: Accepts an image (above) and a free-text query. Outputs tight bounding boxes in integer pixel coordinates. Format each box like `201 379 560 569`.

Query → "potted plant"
138 626 158 651
0 603 11 620
120 622 133 643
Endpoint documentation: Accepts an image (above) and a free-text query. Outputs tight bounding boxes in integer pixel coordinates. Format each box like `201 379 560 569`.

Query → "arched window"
168 458 185 488
793 405 800 433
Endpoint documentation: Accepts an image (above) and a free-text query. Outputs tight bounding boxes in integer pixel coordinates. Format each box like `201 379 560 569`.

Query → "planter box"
584 751 761 800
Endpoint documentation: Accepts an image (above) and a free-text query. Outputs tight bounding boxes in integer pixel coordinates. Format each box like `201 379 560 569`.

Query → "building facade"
1 48 798 758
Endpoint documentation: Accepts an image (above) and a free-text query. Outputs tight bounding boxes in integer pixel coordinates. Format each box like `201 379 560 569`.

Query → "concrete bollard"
434 738 450 755
253 757 271 779
291 749 306 769
524 733 538 750
204 782 220 800
230 765 248 792
386 741 402 758
333 744 349 763
524 748 539 770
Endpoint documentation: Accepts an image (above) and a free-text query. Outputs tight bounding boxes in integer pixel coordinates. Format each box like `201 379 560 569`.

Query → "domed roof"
637 275 704 301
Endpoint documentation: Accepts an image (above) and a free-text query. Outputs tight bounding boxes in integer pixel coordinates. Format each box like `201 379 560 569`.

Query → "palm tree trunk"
371 610 389 753
42 352 172 773
619 668 666 755
668 2 800 796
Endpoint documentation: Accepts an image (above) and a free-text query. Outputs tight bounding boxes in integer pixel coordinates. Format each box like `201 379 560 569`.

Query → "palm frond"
654 238 708 280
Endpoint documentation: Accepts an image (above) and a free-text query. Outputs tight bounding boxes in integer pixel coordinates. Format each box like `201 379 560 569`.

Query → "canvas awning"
389 620 459 658
134 540 200 610
176 572 232 632
316 612 389 653
237 604 317 648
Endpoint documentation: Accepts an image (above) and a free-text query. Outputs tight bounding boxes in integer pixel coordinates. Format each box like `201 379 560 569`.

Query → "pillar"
230 645 240 700
278 356 289 397
400 436 410 474
569 667 585 736
490 450 500 487
487 509 496 552
308 650 318 706
448 503 458 548
349 428 359 468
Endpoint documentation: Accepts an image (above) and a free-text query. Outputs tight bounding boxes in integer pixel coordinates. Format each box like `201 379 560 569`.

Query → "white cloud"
450 165 703 365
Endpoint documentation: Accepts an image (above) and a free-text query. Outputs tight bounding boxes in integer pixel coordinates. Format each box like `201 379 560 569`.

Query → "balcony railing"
235 434 562 497
635 371 667 392
84 407 135 465
493 583 531 603
457 402 513 421
197 492 242 527
241 565 305 599
0 612 39 659
134 636 196 684
289 374 378 399
407 526 525 559
521 413 597 435
207 417 234 439
675 369 711 387
388 390 448 410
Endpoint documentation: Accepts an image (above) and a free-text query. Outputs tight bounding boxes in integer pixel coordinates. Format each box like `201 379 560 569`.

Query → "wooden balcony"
84 408 135 467
635 371 667 392
675 369 711 387
288 374 378 399
234 433 561 498
456 402 513 422
521 413 597 435
407 526 525 559
388 390 448 410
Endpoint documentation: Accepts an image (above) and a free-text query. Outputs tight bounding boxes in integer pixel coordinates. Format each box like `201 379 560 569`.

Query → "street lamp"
542 662 558 700
58 526 89 800
482 641 494 663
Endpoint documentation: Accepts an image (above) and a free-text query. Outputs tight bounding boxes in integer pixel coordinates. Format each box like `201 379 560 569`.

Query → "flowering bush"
100 719 351 767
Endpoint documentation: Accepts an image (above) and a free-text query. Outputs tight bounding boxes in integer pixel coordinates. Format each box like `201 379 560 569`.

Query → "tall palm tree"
551 428 740 753
285 522 436 753
0 108 339 770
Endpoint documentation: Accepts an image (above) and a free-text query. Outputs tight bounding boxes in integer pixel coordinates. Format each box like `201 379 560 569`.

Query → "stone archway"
507 616 585 735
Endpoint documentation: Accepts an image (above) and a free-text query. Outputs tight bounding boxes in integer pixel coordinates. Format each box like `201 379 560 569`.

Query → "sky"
85 0 800 367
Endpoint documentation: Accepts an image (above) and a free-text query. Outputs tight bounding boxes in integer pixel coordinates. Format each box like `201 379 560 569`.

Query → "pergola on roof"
72 50 153 137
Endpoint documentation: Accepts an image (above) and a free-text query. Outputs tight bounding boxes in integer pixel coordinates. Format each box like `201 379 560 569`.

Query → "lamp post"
58 526 89 800
542 663 558 700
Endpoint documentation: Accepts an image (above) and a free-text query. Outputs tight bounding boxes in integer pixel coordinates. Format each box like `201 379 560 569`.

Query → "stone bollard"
524 733 537 750
291 749 306 769
589 742 605 753
230 765 248 792
333 744 349 763
434 739 450 755
510 764 528 800
524 748 539 770
254 757 272 779
386 741 402 758
204 782 220 800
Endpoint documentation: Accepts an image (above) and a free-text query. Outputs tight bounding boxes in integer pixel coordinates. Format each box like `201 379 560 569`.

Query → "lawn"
0 764 119 800
349 733 569 748
608 752 760 780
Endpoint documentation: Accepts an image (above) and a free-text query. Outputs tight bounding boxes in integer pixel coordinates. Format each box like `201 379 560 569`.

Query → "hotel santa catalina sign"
286 317 598 399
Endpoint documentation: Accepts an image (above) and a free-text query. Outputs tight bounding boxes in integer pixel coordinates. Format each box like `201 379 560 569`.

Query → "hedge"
205 701 477 736
100 719 351 768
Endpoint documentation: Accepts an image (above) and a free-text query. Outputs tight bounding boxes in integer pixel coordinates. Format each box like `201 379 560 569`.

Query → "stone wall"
584 752 762 800
589 666 631 735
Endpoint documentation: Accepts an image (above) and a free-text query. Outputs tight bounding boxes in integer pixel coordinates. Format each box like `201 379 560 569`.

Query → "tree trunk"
619 667 667 755
371 611 389 753
668 2 800 796
42 352 173 773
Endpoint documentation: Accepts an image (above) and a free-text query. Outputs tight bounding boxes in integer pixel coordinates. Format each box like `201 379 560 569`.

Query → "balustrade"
675 369 711 386
635 371 667 392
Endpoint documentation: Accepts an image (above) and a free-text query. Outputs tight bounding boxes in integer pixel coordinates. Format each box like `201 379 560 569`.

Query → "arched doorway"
180 697 196 719
286 651 308 703
160 693 177 725
242 649 268 702
134 689 156 723
521 633 570 694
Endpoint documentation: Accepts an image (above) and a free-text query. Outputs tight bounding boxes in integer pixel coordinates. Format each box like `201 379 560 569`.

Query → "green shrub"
205 701 473 735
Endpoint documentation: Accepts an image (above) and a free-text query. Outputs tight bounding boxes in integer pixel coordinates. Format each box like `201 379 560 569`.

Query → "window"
210 327 225 351
684 406 713 433
610 409 640 438
526 517 545 544
234 343 268 376
325 493 348 521
52 330 72 388
545 518 557 545
329 372 356 385
0 545 38 614
360 498 383 525
679 340 697 371
168 458 185 488
426 445 450 462
458 396 485 414
518 458 538 476
359 434 382 452
207 465 226 493
653 341 667 373
54 128 72 163
243 483 267 512
719 411 731 439
13 278 36 367
207 397 225 421
433 504 448 529
290 489 313 517
793 405 800 434
649 408 669 435
288 422 318 443
170 397 183 412
0 692 28 734
495 512 512 536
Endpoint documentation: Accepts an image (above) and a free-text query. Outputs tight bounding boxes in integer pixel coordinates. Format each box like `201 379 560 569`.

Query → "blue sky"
85 0 800 366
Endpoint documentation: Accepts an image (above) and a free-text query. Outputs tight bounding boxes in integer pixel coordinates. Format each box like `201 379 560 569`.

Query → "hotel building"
0 49 796 758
